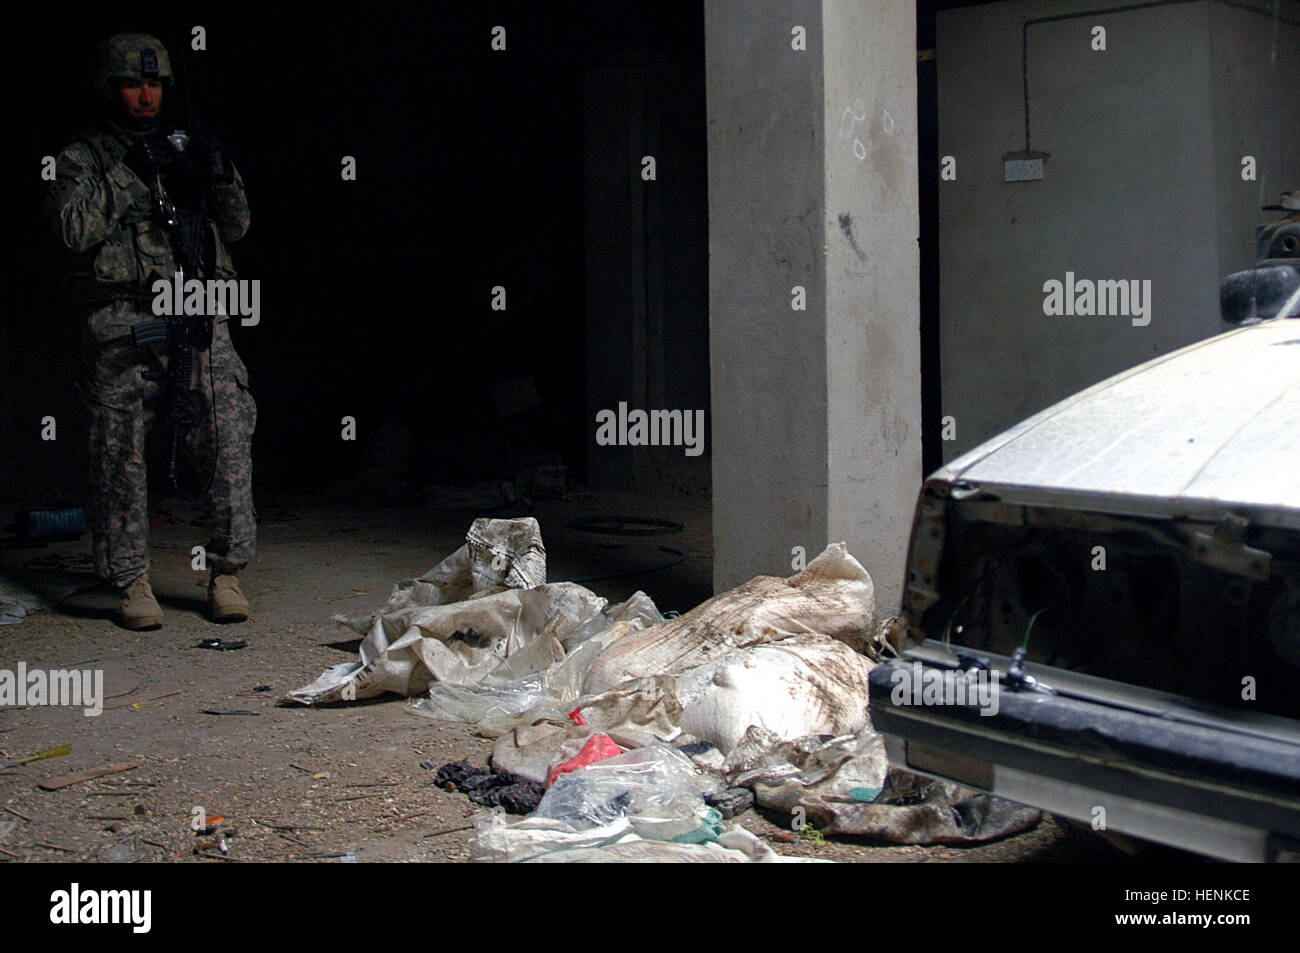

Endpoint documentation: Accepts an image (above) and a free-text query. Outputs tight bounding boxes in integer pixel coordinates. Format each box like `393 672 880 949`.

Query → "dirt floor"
0 488 1158 863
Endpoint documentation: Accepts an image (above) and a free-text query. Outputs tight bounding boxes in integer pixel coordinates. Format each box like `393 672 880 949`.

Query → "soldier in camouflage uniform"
45 33 256 629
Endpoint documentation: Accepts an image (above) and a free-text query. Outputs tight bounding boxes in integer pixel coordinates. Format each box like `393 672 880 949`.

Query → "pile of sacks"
287 518 1039 861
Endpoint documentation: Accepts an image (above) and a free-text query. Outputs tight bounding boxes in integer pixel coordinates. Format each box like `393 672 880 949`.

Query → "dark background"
2 1 961 502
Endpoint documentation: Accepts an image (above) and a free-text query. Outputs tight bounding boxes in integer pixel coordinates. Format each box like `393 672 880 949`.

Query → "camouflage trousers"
83 310 256 588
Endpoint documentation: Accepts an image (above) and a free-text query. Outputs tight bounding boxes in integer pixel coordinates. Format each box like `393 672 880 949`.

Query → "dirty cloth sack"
284 518 560 705
381 516 547 608
827 770 1043 844
485 544 877 774
584 542 875 694
724 726 1040 843
674 636 875 754
724 725 889 822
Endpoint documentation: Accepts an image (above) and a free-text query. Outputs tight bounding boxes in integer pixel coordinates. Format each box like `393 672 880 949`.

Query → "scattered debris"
420 823 477 839
285 521 1040 860
826 771 1043 844
723 726 888 827
434 760 545 815
798 825 825 846
39 762 139 791
23 551 94 570
258 820 325 832
1 561 97 625
200 709 260 716
103 689 180 711
1 743 71 769
375 809 430 830
196 639 247 651
705 787 754 820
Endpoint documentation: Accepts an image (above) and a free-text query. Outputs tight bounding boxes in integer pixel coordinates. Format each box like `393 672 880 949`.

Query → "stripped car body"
870 313 1300 862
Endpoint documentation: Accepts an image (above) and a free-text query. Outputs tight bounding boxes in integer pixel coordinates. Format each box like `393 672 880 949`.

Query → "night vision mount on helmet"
95 32 173 88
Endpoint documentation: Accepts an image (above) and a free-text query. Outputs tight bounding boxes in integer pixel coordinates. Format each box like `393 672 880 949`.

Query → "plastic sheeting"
519 827 798 863
283 518 661 706
470 747 805 863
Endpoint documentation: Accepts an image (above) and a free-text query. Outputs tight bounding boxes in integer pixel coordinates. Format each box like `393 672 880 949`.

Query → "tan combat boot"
119 574 164 630
208 573 249 623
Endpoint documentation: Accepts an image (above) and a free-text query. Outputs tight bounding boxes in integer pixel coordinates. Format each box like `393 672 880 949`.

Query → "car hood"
942 320 1300 516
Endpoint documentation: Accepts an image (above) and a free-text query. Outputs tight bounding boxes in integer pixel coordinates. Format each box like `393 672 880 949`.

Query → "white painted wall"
1208 2 1300 276
938 0 1299 459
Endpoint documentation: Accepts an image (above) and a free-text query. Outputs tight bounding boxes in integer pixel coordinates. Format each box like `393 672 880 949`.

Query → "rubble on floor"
286 518 1040 861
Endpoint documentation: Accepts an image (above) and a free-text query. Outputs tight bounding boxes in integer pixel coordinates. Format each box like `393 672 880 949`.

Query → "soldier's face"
104 78 163 122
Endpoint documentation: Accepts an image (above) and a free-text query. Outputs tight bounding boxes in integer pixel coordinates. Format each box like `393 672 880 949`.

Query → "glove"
157 126 222 210
178 125 233 187
122 134 172 184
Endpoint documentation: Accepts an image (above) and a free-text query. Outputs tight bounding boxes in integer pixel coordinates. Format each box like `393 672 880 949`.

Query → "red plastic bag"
547 734 622 787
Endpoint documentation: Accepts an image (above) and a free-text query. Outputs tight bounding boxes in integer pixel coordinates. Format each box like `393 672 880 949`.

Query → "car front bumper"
868 642 1300 862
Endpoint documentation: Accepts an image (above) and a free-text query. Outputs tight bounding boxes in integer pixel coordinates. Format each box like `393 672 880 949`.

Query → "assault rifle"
130 46 224 491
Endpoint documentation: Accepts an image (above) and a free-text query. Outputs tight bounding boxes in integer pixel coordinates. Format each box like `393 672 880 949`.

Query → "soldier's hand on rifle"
185 125 234 186
123 134 172 183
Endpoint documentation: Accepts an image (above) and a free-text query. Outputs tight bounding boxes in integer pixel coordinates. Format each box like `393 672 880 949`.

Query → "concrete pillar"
706 0 921 613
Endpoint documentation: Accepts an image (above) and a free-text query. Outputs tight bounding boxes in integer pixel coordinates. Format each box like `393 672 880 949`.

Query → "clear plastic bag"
534 745 721 842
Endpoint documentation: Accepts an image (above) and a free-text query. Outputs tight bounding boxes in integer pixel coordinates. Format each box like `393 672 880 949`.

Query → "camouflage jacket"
45 120 250 341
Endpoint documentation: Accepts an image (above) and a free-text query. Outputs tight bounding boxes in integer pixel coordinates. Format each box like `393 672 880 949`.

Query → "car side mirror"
1221 261 1300 324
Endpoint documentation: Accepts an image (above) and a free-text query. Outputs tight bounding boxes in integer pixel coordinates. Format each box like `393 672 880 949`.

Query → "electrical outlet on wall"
1003 150 1048 183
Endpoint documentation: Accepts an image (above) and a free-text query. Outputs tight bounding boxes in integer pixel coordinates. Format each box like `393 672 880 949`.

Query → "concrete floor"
0 488 1145 862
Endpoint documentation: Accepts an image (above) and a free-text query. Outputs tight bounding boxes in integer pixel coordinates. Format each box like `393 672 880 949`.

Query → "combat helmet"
95 33 173 88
